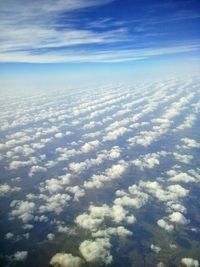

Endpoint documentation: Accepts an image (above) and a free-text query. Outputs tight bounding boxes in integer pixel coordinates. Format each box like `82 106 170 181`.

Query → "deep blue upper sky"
0 0 199 63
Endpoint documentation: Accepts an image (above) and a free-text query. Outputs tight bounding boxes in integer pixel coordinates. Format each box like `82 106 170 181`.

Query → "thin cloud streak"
0 43 199 63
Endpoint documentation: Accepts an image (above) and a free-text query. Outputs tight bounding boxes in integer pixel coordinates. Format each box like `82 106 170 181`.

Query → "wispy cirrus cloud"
0 0 200 63
0 43 199 63
0 0 120 53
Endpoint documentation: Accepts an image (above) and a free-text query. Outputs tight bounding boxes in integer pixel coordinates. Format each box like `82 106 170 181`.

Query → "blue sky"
0 0 200 89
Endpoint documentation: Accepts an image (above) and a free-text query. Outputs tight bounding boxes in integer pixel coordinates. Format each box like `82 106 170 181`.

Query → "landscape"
0 1 200 267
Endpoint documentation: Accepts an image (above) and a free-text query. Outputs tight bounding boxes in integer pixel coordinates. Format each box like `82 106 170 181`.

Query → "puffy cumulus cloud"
34 215 48 223
10 200 35 223
83 121 102 130
168 212 189 225
175 114 197 131
181 138 200 149
129 94 194 147
8 157 38 170
168 172 196 183
114 195 147 210
55 132 64 138
57 224 70 234
39 193 71 215
108 146 121 159
50 253 83 267
40 178 63 194
92 226 132 238
47 233 55 241
166 184 189 198
150 244 161 254
75 202 135 234
40 174 72 194
79 238 112 265
173 153 193 164
81 140 100 153
84 174 107 189
29 165 47 177
83 131 101 139
0 183 21 196
69 154 105 174
188 169 200 181
13 251 28 261
166 201 187 214
56 147 78 162
131 153 160 169
69 161 87 173
5 232 14 240
105 161 127 178
103 127 129 141
180 258 199 267
75 204 110 232
105 118 131 132
128 131 157 147
31 138 52 150
45 160 57 168
140 181 189 202
66 186 85 201
12 145 35 156
65 131 73 136
84 161 128 189
157 219 174 232
111 204 135 224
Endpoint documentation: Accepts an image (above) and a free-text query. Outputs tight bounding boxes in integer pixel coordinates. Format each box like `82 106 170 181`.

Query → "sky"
0 0 200 90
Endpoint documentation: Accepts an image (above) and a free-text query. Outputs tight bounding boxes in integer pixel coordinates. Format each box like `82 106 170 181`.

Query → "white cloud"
69 162 87 173
41 178 63 194
168 212 189 225
173 153 193 164
131 153 160 169
56 147 78 161
157 219 174 232
150 244 161 254
175 114 197 131
114 195 147 209
168 172 196 183
105 161 127 178
166 202 187 214
39 193 71 215
66 186 85 201
50 253 83 267
29 165 47 177
79 238 112 265
81 140 100 153
140 181 189 202
8 157 38 170
92 226 132 238
180 258 199 267
13 251 28 261
167 184 189 198
47 233 55 241
108 146 121 159
0 184 21 196
84 161 128 189
10 200 35 223
103 127 129 141
75 204 110 232
129 94 195 147
181 138 200 148
55 132 64 138
5 232 14 240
